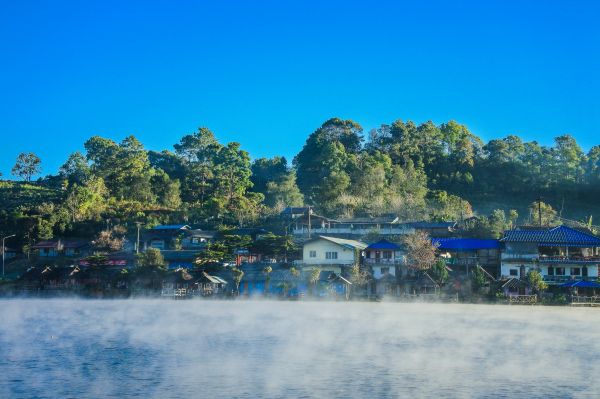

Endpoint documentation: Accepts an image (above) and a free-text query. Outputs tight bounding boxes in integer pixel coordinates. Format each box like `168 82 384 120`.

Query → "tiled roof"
502 226 600 246
31 240 60 249
281 207 311 215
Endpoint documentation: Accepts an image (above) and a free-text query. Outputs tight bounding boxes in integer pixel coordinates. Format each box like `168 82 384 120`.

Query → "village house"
298 236 367 274
140 224 217 269
286 210 414 238
365 239 405 278
433 238 501 277
409 221 458 238
31 239 90 258
161 268 227 298
238 264 292 296
1 246 18 260
500 225 600 284
142 224 215 251
283 208 457 240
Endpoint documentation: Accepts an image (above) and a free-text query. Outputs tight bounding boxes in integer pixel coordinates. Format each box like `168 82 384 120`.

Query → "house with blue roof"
433 238 501 277
364 239 406 296
500 225 600 284
365 239 405 278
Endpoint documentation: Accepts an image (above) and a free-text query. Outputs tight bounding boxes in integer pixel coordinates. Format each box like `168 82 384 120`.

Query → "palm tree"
231 267 244 296
263 266 273 296
309 268 321 297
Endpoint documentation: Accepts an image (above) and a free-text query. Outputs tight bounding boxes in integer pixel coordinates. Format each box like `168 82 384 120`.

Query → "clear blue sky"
1 0 599 177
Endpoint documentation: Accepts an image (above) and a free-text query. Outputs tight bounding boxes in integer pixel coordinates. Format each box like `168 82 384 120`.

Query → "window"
381 267 390 275
325 251 338 260
383 251 392 259
309 250 317 258
571 267 581 276
556 267 565 276
509 269 518 276
547 267 554 276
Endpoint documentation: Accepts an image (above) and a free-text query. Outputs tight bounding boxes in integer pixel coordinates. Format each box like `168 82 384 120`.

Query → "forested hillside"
1 117 599 250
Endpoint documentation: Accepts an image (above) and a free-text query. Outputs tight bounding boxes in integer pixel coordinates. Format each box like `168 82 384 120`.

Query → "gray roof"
312 236 368 250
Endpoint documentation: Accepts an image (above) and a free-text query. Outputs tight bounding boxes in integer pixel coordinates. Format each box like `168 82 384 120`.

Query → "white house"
299 236 367 273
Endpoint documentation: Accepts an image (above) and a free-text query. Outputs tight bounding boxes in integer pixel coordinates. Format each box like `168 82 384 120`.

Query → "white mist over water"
0 300 599 398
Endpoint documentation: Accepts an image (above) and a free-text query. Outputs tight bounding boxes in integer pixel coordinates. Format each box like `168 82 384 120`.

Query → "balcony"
502 253 600 264
501 253 538 261
538 255 600 264
365 258 405 265
543 275 597 284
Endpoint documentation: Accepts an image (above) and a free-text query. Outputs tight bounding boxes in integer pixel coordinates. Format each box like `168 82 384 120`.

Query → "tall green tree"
251 157 303 208
12 152 42 181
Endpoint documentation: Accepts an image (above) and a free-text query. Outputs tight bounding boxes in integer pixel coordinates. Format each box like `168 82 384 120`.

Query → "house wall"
302 239 358 266
38 248 58 257
372 265 396 279
501 262 599 279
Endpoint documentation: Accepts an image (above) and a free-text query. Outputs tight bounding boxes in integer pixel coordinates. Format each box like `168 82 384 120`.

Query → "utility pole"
135 222 142 254
537 197 543 227
2 234 16 278
307 206 312 239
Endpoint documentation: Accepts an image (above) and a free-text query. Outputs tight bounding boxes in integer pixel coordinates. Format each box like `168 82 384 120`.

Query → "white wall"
302 239 357 266
501 262 599 279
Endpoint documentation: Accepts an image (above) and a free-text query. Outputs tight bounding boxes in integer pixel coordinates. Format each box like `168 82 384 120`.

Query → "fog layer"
1 300 598 398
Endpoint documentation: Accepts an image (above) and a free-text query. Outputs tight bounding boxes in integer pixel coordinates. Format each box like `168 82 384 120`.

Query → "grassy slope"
0 181 62 211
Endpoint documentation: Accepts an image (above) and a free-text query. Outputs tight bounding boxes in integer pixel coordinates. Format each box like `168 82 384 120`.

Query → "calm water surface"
0 299 598 398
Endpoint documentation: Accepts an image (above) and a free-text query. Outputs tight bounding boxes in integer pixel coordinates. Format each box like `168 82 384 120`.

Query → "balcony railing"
571 296 600 305
365 258 404 265
543 275 597 283
538 255 600 264
292 227 414 236
502 253 600 264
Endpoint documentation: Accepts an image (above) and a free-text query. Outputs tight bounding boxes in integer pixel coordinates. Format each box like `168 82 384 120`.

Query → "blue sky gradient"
1 0 599 176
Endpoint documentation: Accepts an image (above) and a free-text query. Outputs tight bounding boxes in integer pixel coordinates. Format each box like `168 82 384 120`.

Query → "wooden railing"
508 295 537 304
571 296 600 305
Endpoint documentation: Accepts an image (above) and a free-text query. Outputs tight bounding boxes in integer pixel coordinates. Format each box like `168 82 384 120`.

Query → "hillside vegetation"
2 117 599 252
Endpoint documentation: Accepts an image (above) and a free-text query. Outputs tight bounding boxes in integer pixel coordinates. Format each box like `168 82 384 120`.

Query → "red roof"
32 240 60 249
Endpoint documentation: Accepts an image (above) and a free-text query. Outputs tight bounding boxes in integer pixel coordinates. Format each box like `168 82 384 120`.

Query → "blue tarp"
432 238 501 251
559 280 600 288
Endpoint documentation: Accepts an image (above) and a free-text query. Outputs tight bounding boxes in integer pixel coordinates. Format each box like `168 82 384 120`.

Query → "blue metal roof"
366 239 402 250
502 226 600 246
432 238 500 251
152 224 190 230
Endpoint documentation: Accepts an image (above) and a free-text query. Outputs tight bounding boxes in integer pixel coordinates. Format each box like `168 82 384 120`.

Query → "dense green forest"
1 117 599 250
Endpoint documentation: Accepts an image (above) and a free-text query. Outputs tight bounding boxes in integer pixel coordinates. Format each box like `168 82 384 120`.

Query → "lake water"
0 299 598 398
